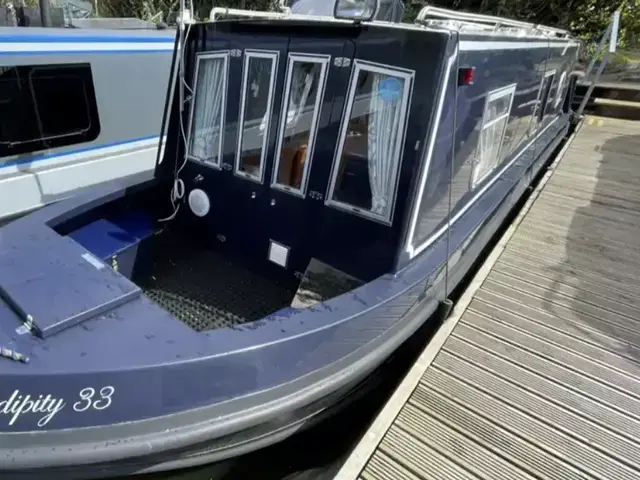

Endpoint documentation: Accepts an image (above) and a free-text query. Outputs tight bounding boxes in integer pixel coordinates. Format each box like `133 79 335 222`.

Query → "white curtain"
367 73 404 215
189 57 226 164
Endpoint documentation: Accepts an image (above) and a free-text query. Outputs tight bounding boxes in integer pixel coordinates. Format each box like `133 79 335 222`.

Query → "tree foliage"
96 0 639 52
98 0 276 23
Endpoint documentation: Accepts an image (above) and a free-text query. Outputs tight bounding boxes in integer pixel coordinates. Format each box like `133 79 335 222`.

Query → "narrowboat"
0 2 580 477
0 26 175 222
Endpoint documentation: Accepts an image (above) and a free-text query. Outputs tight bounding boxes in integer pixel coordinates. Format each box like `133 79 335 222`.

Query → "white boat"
0 26 175 221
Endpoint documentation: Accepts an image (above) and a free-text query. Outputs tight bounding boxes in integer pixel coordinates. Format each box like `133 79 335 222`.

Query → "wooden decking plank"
428 353 640 470
336 116 640 480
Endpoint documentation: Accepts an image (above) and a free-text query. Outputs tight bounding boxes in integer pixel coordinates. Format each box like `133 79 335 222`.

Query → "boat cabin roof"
0 25 176 41
155 10 578 281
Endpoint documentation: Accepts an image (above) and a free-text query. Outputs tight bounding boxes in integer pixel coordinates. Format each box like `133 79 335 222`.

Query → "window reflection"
274 59 325 192
331 68 408 221
471 85 515 187
237 54 276 181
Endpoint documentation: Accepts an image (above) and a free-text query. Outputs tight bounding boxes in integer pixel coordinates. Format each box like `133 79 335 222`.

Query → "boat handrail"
209 7 347 23
416 18 552 39
418 18 525 35
416 5 571 39
208 5 574 41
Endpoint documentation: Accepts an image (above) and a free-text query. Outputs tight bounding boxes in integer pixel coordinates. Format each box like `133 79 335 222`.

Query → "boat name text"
0 386 114 427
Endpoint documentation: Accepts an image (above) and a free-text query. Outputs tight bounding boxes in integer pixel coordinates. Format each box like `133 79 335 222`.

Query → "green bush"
606 52 632 71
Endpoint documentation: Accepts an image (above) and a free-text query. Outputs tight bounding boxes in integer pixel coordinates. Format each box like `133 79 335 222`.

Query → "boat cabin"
0 4 581 459
160 16 424 286
37 1 578 335
154 3 576 284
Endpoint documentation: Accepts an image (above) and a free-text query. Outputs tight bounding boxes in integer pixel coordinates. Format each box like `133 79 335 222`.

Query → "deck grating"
334 116 640 480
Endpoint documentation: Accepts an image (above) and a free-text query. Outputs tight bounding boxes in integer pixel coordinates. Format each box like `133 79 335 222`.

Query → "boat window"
271 54 330 196
187 52 229 168
470 83 516 188
0 63 100 159
327 62 414 224
235 50 278 183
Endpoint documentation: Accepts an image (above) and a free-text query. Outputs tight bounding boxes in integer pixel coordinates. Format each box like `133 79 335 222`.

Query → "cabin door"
216 37 289 259
181 39 234 232
265 39 356 277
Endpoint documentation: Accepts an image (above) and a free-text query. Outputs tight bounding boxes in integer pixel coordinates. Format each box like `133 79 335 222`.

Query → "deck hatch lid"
0 233 141 339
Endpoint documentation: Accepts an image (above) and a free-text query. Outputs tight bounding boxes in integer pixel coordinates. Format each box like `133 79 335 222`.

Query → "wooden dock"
334 115 640 480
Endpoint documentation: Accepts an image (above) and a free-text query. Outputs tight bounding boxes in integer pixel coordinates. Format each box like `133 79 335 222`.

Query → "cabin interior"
49 15 575 334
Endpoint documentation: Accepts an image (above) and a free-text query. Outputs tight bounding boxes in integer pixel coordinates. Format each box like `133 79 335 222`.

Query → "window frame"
270 52 330 197
234 49 279 184
28 65 94 143
0 62 101 158
325 59 414 225
185 51 230 169
470 83 517 189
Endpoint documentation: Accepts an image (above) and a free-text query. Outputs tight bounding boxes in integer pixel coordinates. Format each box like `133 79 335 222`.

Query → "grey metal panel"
0 51 172 158
347 115 640 480
0 25 175 39
89 53 172 143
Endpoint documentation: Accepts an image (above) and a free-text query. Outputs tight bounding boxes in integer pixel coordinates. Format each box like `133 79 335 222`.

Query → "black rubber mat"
137 230 297 331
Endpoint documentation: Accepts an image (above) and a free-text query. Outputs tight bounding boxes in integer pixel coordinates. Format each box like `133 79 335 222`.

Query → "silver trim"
270 53 331 198
325 59 415 225
404 47 456 257
234 49 279 184
459 40 580 51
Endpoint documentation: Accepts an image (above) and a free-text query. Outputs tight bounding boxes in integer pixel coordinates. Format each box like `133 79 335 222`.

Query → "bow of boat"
0 184 435 476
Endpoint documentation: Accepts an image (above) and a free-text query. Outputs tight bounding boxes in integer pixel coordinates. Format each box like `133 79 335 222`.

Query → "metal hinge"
230 49 242 57
309 190 324 200
334 57 351 68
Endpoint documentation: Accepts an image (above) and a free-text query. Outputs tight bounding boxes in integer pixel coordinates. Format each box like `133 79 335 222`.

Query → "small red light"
458 67 475 86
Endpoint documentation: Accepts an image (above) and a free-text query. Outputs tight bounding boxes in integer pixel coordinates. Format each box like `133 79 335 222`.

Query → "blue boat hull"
0 13 579 478
0 116 570 478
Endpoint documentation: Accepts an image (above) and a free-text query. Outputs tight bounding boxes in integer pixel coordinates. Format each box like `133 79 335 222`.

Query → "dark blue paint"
265 37 355 278
0 134 160 169
0 226 141 339
68 219 139 259
67 211 154 279
399 37 578 272
312 30 446 282
0 20 577 470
